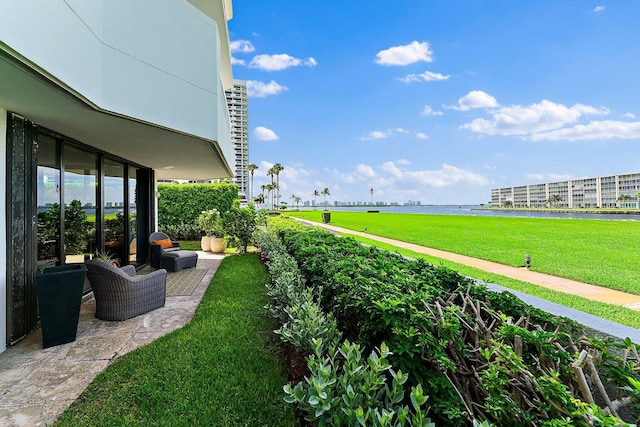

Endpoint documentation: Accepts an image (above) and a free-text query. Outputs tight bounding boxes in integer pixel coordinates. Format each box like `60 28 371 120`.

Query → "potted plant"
94 250 119 267
197 209 225 252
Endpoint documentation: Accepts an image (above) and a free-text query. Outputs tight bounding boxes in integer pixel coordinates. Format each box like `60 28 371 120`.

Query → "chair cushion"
152 238 173 249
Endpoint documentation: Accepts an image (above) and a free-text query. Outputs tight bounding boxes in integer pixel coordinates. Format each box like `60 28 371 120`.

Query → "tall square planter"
35 264 87 348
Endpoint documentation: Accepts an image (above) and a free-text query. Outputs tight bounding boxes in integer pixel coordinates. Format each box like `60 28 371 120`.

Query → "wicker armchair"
86 259 167 321
148 232 181 268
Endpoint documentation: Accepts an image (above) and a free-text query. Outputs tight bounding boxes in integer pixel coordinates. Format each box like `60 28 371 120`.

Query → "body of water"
301 205 640 221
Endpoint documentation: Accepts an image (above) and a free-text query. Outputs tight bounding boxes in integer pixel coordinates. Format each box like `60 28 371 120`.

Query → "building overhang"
0 47 232 180
188 0 234 90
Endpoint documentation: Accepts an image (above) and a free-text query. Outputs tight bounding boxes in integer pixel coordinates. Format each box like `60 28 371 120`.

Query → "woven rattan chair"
86 259 167 321
148 232 181 268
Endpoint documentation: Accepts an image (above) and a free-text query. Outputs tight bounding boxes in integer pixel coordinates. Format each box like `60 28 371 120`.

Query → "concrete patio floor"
0 251 223 427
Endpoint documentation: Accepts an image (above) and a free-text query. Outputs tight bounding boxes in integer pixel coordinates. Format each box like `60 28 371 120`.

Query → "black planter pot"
322 211 331 223
35 264 87 349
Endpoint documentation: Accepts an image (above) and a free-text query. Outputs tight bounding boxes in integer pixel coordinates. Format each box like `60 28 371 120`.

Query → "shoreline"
472 207 640 215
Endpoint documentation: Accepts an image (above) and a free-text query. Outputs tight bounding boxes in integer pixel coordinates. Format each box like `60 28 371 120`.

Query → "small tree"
312 190 320 209
222 201 259 254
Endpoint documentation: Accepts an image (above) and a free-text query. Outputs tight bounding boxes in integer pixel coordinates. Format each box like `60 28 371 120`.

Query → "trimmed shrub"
158 182 238 230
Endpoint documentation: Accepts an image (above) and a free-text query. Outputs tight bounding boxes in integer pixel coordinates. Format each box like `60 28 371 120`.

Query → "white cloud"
446 90 499 111
623 112 636 119
594 5 605 12
360 130 390 140
231 57 246 66
381 162 489 188
461 100 611 136
246 80 288 97
375 41 433 66
525 173 573 181
399 70 450 83
359 128 412 141
249 54 317 71
253 126 279 141
396 159 411 165
415 132 429 139
356 164 376 178
421 105 443 116
529 120 640 141
230 40 255 53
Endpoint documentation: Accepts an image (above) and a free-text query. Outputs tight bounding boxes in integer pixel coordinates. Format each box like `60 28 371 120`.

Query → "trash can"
322 211 331 224
35 264 87 348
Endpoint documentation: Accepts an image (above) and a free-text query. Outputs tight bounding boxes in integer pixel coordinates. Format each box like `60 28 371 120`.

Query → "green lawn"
55 254 297 426
287 211 640 295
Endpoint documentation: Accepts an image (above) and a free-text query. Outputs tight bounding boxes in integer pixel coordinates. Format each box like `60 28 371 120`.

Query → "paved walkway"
0 251 223 427
297 219 640 341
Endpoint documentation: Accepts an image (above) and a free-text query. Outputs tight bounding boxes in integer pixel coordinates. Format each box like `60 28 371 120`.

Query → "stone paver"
0 251 222 427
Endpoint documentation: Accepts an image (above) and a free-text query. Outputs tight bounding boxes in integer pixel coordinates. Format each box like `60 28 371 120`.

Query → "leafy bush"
256 221 436 425
267 216 640 426
284 340 435 427
196 209 224 237
158 182 238 229
222 202 267 253
159 222 200 241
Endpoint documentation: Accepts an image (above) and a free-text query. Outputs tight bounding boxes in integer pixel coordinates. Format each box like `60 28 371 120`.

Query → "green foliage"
196 208 223 237
287 210 640 296
157 182 238 229
283 340 435 427
94 250 119 266
158 222 200 241
64 199 90 255
267 216 640 426
275 288 342 355
222 201 263 253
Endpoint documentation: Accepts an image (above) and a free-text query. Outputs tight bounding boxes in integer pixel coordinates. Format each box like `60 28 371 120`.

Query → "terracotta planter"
209 237 226 253
200 236 211 252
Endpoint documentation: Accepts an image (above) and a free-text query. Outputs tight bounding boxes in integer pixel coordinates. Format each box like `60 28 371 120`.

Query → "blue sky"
227 1 640 205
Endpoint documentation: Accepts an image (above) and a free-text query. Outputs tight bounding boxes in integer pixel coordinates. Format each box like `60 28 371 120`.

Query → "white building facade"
0 0 234 352
491 172 640 209
224 80 249 199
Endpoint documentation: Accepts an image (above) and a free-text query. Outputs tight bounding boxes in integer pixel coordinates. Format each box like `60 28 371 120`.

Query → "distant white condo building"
491 172 640 208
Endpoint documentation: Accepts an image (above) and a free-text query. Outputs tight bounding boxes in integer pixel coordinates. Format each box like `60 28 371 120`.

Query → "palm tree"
266 168 276 209
289 193 297 208
246 163 258 200
617 193 631 208
321 187 330 209
264 183 275 210
547 194 562 208
312 190 320 210
294 195 302 210
272 163 284 210
253 193 265 205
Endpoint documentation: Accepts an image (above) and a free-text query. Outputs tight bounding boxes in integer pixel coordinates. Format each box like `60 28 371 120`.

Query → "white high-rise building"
225 80 249 199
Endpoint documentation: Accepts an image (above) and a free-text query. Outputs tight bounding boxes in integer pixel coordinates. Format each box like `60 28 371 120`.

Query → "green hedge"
157 182 238 229
268 217 640 426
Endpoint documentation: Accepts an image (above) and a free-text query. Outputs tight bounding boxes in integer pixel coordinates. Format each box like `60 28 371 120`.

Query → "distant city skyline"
228 2 640 205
